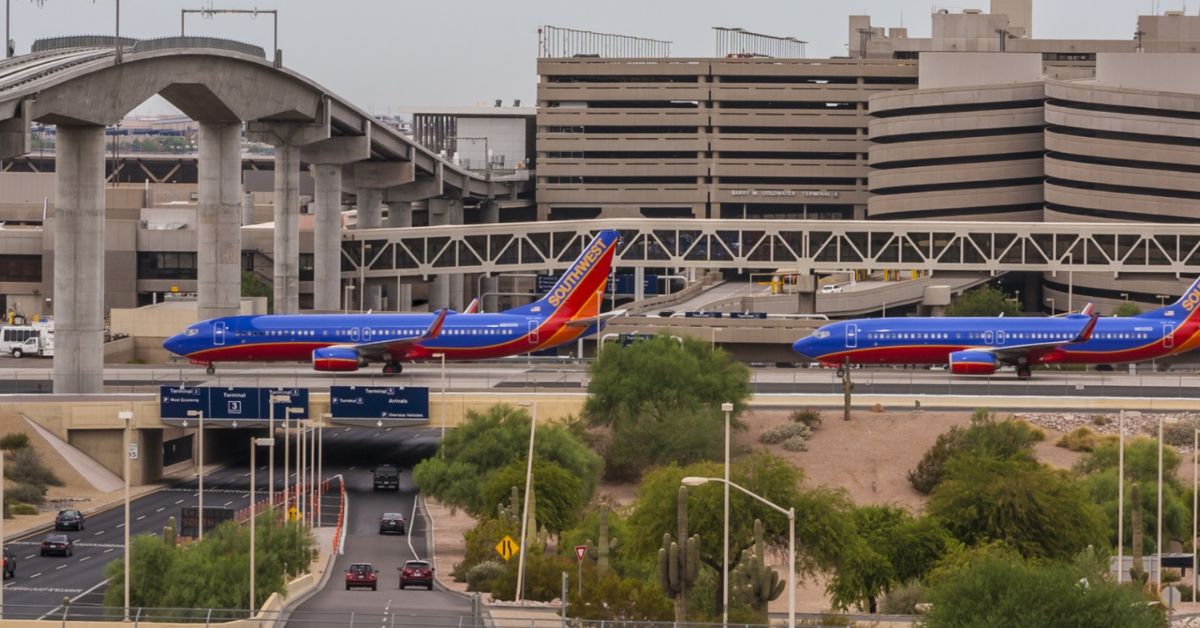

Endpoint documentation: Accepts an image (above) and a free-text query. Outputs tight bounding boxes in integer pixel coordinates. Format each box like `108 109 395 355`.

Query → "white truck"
0 324 54 358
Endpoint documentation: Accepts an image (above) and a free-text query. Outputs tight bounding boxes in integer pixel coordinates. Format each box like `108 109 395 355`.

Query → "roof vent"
963 8 983 14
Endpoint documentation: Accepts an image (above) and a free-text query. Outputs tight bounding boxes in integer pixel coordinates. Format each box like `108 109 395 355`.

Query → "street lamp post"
515 401 538 603
267 393 290 508
298 422 306 526
186 409 205 541
283 407 301 516
682 477 795 628
119 410 134 621
317 417 327 528
1194 428 1198 602
309 421 317 529
1158 415 1164 592
721 401 733 626
434 353 447 456
1045 297 1055 314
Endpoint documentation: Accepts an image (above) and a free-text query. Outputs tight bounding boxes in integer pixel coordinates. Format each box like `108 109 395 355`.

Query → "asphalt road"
286 428 473 628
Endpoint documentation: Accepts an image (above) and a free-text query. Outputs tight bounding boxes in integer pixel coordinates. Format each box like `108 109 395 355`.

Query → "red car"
345 563 378 591
400 560 434 590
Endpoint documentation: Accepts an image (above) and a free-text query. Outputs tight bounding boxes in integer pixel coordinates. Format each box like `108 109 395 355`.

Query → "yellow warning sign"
288 506 299 522
495 535 519 561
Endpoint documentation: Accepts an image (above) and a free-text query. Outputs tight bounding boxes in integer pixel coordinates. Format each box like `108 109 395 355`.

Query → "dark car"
54 509 85 531
373 465 400 491
345 562 378 591
379 513 406 535
399 559 434 590
3 547 16 579
40 534 73 557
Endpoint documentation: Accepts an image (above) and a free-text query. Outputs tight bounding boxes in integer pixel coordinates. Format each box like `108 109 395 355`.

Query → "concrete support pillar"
273 142 301 314
427 198 455 310
482 276 500 313
53 125 105 394
386 200 412 228
312 164 343 312
481 200 500 224
241 190 254 226
356 189 382 229
364 282 383 311
197 121 243 322
448 201 464 311
634 267 645 302
397 283 412 312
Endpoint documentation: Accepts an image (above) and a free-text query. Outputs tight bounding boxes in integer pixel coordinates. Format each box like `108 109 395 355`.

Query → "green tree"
908 410 1044 494
1114 301 1142 317
827 506 955 613
923 547 1165 628
481 459 587 534
1075 437 1190 553
945 284 1022 317
928 456 1106 561
625 452 853 616
568 564 674 621
241 271 273 314
413 404 602 517
584 336 751 480
453 516 519 581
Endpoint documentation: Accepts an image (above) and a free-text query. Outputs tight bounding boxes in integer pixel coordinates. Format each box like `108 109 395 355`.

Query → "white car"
820 284 843 294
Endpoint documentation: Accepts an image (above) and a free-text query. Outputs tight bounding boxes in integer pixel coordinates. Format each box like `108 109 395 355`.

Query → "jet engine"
948 350 997 375
312 346 362 372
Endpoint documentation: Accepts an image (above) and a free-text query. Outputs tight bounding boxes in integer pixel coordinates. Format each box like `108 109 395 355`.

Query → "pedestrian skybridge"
343 218 1200 278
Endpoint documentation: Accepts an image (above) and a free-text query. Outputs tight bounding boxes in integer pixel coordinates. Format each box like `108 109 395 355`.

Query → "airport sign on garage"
158 386 309 427
328 385 430 426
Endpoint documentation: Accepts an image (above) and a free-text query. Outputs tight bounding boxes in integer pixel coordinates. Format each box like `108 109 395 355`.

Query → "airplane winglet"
421 308 449 340
1072 313 1100 343
463 298 481 314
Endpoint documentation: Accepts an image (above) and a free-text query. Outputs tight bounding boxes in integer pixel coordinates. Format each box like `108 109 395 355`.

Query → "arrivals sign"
159 386 309 425
328 385 430 425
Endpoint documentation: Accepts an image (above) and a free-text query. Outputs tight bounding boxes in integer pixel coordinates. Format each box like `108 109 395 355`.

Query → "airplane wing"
564 309 628 329
977 311 1099 363
339 309 449 359
463 298 481 314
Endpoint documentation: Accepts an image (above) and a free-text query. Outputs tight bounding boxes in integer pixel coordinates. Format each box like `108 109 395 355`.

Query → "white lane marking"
93 531 104 536
115 523 124 528
175 499 184 505
79 556 91 562
136 515 145 521
223 501 233 507
29 572 41 579
23 554 34 560
156 507 165 513
349 466 356 471
55 565 66 570
407 497 421 562
104 548 114 553
36 577 109 620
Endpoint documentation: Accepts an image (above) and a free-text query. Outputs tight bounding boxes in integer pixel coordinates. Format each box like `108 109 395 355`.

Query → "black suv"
3 547 16 579
373 464 399 491
54 509 85 531
379 512 406 535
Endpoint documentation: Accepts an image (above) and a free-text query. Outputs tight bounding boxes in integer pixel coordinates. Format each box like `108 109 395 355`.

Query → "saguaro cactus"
1130 482 1148 586
731 519 784 616
586 508 619 573
657 486 699 622
842 357 854 421
498 486 521 525
163 515 177 547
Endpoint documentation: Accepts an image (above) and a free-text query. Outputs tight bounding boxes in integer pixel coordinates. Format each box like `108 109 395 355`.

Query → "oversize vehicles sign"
329 386 429 424
159 386 309 425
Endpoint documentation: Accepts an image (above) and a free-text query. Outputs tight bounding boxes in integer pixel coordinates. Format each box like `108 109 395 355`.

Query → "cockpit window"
184 328 200 336
813 330 830 339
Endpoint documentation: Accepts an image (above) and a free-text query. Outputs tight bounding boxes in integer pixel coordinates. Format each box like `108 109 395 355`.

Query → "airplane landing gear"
205 363 215 376
382 361 404 375
1017 365 1031 380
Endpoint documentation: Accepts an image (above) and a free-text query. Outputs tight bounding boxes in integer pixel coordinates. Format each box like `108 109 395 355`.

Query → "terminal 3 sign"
329 385 430 426
159 386 309 426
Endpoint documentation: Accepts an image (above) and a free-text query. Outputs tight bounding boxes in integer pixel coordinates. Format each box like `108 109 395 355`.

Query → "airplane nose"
163 334 185 356
792 337 813 360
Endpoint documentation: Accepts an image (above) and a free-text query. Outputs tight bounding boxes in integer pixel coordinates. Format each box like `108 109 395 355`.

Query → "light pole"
344 283 355 314
721 401 733 626
1158 294 1170 308
515 401 538 603
1158 415 1164 592
249 436 272 613
119 410 134 621
187 409 205 541
1117 410 1125 584
434 352 447 456
298 421 306 526
267 392 290 508
283 407 301 517
1045 297 1054 314
682 476 795 628
309 421 317 529
1194 428 1198 602
318 416 328 528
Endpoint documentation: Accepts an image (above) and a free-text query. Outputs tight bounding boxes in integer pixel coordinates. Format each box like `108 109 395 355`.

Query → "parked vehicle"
1 323 53 358
4 547 16 579
399 559 434 590
379 512 406 535
820 284 843 294
54 509 85 531
40 534 73 557
345 563 379 590
373 465 399 491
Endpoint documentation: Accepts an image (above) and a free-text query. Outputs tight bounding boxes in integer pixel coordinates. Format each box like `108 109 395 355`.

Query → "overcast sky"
6 0 1171 114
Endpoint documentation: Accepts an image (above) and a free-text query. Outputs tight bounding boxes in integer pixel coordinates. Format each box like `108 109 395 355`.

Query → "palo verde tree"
584 335 752 480
945 284 1021 317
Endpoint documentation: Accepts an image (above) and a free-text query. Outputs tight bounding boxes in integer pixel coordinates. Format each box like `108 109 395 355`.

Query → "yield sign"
495 535 519 561
574 545 588 562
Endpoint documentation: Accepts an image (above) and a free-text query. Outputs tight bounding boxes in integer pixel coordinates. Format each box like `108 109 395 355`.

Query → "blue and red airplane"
793 276 1200 378
163 230 622 375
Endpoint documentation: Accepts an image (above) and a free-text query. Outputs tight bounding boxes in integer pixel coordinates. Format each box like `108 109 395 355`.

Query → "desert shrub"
782 435 810 452
760 423 812 445
466 560 504 592
0 433 30 451
1091 414 1111 427
7 447 62 487
9 503 35 515
1056 427 1104 452
453 517 518 582
880 579 925 615
790 409 823 430
6 482 46 505
1161 418 1199 448
908 411 1043 495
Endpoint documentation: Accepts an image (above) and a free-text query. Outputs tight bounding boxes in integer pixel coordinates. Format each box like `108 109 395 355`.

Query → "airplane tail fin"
1142 275 1200 320
505 230 620 320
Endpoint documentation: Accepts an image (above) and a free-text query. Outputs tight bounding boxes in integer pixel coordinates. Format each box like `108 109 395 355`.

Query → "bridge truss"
342 219 1200 279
